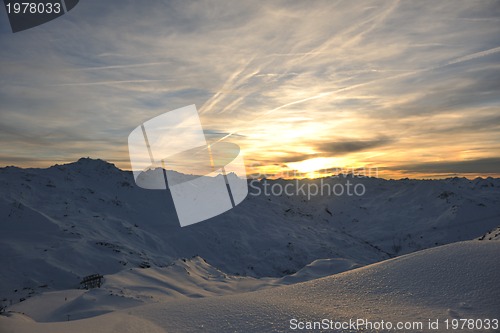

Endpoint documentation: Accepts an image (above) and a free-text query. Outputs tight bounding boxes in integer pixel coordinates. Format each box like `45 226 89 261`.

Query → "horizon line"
1 157 499 181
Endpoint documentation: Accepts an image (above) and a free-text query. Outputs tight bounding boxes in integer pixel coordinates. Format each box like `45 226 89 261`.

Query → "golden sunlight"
287 157 342 174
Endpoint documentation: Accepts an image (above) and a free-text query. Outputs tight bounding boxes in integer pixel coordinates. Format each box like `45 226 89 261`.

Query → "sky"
0 0 499 179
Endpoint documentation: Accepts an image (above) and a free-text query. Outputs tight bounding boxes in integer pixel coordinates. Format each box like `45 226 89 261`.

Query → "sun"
287 157 342 176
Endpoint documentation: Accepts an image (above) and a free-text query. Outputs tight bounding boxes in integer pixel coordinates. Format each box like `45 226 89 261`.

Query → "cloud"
315 137 393 155
390 157 500 174
249 136 394 169
262 153 319 164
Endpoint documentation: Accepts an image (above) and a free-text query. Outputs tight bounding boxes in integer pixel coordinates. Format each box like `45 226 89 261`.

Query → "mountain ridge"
3 157 499 181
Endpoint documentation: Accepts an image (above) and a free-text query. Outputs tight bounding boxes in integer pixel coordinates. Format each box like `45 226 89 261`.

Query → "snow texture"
1 159 499 332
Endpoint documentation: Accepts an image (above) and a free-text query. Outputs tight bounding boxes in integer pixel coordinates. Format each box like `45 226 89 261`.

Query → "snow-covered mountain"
1 158 499 323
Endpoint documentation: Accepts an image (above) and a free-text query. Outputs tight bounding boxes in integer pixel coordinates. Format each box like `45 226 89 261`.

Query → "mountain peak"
64 157 120 170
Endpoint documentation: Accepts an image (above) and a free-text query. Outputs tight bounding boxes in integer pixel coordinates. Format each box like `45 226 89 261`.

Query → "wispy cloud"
388 157 500 175
0 0 499 178
316 137 394 155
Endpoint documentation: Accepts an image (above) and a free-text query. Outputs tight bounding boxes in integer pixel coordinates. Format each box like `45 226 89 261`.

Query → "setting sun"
287 157 340 174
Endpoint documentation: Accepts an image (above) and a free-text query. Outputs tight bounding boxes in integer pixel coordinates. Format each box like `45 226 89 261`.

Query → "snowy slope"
1 158 499 308
4 255 362 323
130 241 500 333
2 240 498 333
4 257 279 323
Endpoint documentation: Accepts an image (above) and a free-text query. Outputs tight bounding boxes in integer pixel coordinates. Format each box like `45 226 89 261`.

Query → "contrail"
71 62 172 71
49 79 163 87
446 46 500 66
269 45 500 115
199 57 258 115
213 44 500 144
292 0 399 66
